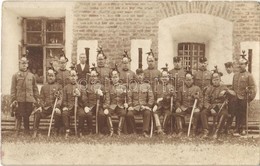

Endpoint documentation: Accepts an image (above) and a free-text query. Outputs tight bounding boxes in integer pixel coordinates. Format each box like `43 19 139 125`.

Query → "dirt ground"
1 132 260 165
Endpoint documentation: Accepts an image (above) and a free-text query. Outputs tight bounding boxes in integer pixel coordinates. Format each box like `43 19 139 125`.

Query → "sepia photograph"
1 0 260 165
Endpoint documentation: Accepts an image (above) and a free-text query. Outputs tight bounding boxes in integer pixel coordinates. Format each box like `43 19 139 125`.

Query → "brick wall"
72 1 260 67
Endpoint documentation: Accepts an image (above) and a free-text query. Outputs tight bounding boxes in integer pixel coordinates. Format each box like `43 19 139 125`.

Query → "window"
178 43 205 71
22 18 65 84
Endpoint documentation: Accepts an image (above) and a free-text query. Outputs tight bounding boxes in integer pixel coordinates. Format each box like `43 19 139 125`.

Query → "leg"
213 110 228 139
162 109 171 133
62 108 72 138
78 107 86 136
33 107 52 138
200 109 210 138
86 108 93 134
106 108 114 137
126 110 136 134
23 102 33 134
117 107 126 136
143 109 151 136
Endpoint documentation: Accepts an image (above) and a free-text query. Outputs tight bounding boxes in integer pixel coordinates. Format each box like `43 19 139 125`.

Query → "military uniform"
33 83 62 135
193 68 212 93
126 81 153 134
11 70 39 134
201 84 229 137
232 69 256 133
175 84 202 135
169 68 186 90
96 66 110 84
56 69 70 88
143 68 161 91
78 80 106 134
104 83 130 135
119 68 136 84
153 81 175 133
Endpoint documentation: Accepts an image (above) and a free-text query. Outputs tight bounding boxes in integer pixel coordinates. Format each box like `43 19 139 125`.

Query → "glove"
176 107 182 113
124 103 128 109
128 107 134 111
157 98 163 103
73 88 81 97
97 89 103 96
63 107 68 111
54 108 61 115
194 108 200 113
210 109 216 114
84 107 90 113
11 100 18 107
152 105 158 112
104 109 109 115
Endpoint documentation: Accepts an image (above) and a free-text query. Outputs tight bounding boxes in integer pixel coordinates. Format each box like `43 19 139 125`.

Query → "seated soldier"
32 67 62 138
201 66 236 139
152 64 176 134
174 70 203 137
103 65 130 137
126 68 153 137
78 64 105 137
62 66 84 139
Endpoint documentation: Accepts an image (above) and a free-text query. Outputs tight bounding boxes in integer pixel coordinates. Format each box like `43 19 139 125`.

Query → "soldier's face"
174 61 181 69
225 66 233 74
111 73 119 84
19 61 28 71
199 62 208 69
70 73 78 84
147 56 155 68
59 61 67 70
79 54 86 64
122 58 130 70
137 73 144 82
97 54 105 67
212 78 220 86
185 77 193 87
239 62 247 71
89 72 98 82
47 74 56 84
160 71 169 83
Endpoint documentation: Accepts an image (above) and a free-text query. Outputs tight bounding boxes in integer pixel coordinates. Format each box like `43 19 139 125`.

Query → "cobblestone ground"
1 132 260 165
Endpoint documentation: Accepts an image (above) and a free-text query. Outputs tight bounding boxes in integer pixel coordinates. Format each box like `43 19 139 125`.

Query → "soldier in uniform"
96 46 110 84
103 65 130 136
62 66 83 138
10 54 39 136
143 49 161 92
200 66 236 139
56 53 70 88
232 52 256 136
78 64 106 136
169 56 186 90
118 50 136 84
174 71 202 136
152 64 176 134
76 53 89 86
32 66 62 138
126 68 153 137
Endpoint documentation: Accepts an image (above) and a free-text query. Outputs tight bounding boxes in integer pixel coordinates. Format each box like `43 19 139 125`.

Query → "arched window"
178 42 205 71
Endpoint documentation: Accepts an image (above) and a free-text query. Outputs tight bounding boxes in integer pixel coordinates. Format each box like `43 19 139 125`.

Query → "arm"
10 74 17 103
147 85 154 107
32 75 40 102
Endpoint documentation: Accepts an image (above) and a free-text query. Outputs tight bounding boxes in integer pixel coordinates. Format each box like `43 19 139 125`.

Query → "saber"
150 111 154 138
48 97 58 137
74 96 78 135
95 98 100 134
187 99 198 137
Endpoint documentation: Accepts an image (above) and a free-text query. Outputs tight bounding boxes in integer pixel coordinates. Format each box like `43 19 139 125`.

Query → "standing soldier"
62 66 83 138
10 53 39 136
32 66 62 138
152 64 176 134
232 52 256 136
76 53 89 86
200 66 235 139
96 46 110 84
103 65 130 136
119 50 136 84
169 56 186 90
174 71 202 136
126 68 153 137
143 49 161 92
78 64 106 137
56 52 70 88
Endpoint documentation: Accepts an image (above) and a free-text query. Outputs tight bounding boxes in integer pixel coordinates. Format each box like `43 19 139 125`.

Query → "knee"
143 110 151 117
126 111 134 117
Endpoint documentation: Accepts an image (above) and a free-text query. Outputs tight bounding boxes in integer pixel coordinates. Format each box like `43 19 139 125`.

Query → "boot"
65 129 70 139
79 132 83 138
157 126 165 135
118 117 125 136
15 118 22 137
32 130 38 138
107 116 114 137
201 129 209 139
143 132 149 138
176 117 183 137
213 115 225 139
162 114 170 134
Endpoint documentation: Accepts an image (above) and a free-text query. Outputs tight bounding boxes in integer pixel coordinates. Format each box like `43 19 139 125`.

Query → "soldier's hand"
219 90 227 97
227 89 236 96
97 89 103 96
176 107 182 113
152 105 158 112
63 107 68 112
10 100 18 108
36 107 42 113
124 103 128 109
210 109 216 114
84 107 90 113
104 109 109 115
194 108 200 113
73 88 81 97
54 108 61 115
157 98 163 103
128 107 134 111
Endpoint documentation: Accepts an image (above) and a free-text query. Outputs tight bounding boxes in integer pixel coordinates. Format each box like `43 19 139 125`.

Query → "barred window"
178 43 205 71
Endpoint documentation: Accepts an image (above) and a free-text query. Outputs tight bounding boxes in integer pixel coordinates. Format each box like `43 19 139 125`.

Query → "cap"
122 50 131 62
185 66 193 78
19 50 29 63
224 62 233 68
211 65 223 78
199 57 207 63
239 50 248 64
161 63 169 73
47 62 57 75
69 63 78 76
110 64 120 76
59 49 68 63
97 45 107 59
173 56 181 63
146 49 158 61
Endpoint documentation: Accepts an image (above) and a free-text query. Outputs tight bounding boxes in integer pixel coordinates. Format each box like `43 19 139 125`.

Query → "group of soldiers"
10 47 257 139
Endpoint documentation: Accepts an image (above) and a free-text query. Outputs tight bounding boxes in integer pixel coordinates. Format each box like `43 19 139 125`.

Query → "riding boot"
162 114 170 133
118 116 125 136
33 113 41 138
15 118 22 137
176 117 183 137
107 116 114 137
153 114 165 135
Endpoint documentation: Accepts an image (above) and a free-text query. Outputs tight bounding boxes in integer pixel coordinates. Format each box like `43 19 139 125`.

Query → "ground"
1 132 260 165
